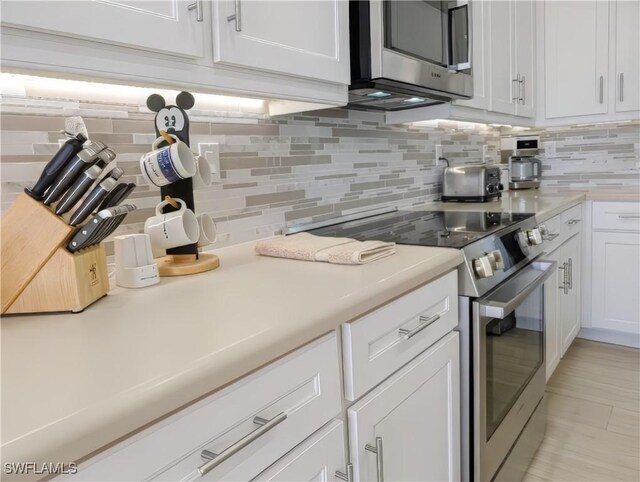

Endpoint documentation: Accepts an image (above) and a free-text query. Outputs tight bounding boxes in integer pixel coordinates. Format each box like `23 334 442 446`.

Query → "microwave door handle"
448 0 471 71
478 260 556 319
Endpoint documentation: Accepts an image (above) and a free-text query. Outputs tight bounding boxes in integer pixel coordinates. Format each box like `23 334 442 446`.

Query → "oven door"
368 0 472 97
472 260 555 481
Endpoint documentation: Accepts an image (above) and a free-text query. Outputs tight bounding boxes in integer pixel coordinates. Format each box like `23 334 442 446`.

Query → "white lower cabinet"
559 234 581 355
60 333 342 482
591 231 640 335
347 332 460 482
254 420 347 482
544 248 562 381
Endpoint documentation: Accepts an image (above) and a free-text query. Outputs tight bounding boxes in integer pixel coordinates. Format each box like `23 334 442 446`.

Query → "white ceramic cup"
197 214 217 247
192 154 212 190
140 135 196 187
144 198 200 250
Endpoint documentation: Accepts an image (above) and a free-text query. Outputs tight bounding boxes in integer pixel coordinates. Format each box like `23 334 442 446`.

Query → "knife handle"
25 134 86 200
68 168 123 226
55 165 103 215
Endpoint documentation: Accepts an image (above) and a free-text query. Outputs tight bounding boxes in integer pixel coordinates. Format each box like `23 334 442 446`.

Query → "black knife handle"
25 134 86 200
55 165 102 215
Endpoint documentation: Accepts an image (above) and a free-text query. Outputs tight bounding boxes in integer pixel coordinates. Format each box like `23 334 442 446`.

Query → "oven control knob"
526 228 543 245
473 256 494 278
487 250 505 271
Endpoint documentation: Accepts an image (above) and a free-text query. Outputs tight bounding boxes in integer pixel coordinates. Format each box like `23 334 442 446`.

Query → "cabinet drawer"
560 204 583 236
342 270 458 401
254 420 347 481
593 202 640 232
540 214 563 253
63 334 342 482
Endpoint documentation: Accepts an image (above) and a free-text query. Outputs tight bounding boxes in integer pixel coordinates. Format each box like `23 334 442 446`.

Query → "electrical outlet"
197 142 221 182
544 141 556 157
435 144 443 165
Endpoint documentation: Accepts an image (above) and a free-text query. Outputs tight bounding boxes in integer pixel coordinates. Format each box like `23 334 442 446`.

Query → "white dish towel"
255 232 396 265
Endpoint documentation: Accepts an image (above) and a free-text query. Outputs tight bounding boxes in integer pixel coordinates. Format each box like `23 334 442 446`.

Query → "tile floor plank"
525 339 640 481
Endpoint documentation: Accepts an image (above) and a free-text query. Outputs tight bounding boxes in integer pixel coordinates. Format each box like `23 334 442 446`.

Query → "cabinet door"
513 0 535 118
544 1 609 118
254 420 347 482
560 235 581 355
488 0 516 115
615 0 640 112
348 332 460 482
591 231 640 334
543 248 562 381
0 0 206 58
212 0 349 84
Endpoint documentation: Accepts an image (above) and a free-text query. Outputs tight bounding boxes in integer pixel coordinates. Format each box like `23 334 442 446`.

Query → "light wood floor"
524 338 640 481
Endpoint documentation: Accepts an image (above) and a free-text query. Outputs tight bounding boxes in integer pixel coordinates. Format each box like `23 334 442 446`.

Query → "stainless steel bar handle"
567 218 581 225
599 76 604 104
335 464 354 482
365 437 384 482
227 0 242 31
198 412 286 476
619 214 640 219
568 258 573 290
513 76 520 103
398 314 440 340
546 233 560 241
620 73 624 102
558 262 568 295
519 75 526 104
187 0 203 22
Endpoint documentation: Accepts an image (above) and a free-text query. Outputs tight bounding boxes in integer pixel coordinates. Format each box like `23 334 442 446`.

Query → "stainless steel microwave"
349 0 473 111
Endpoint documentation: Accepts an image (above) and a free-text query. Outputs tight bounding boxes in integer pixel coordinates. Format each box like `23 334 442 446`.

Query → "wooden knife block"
1 193 109 315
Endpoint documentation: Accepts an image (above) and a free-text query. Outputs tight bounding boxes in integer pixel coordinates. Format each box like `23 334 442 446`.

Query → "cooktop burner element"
307 210 534 249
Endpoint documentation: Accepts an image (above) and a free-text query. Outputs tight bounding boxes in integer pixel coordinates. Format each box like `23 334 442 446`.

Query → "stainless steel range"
296 207 555 481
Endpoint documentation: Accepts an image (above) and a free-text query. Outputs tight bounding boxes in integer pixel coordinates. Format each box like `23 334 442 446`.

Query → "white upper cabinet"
614 0 640 112
544 1 609 118
488 0 535 118
488 1 515 115
0 0 206 58
212 0 349 84
513 0 535 117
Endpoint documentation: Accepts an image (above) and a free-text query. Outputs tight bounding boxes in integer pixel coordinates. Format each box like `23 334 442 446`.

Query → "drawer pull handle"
619 214 640 219
546 232 560 240
558 262 568 295
336 464 354 482
398 314 440 340
365 436 384 482
568 258 573 290
567 218 581 225
187 0 203 22
198 412 287 476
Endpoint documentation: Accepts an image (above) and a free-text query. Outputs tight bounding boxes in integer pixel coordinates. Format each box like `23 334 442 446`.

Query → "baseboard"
578 328 640 349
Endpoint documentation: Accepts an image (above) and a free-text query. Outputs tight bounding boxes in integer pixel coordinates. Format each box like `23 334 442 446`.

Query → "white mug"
197 214 217 247
140 135 196 187
192 154 212 190
144 198 200 250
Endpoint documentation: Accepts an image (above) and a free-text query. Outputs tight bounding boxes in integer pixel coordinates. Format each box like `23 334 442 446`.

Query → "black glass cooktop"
307 210 535 249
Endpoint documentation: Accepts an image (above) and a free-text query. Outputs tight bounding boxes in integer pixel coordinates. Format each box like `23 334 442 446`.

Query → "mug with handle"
144 198 200 250
197 213 217 248
192 154 213 190
140 134 196 187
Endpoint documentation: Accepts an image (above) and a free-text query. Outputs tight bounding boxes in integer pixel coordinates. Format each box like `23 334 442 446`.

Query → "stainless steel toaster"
441 165 503 202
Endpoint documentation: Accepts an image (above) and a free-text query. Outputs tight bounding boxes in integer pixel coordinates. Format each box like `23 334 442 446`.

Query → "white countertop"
1 241 462 472
3 187 638 471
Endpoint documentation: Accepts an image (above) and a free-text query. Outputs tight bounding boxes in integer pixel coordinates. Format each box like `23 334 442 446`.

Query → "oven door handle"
478 260 556 319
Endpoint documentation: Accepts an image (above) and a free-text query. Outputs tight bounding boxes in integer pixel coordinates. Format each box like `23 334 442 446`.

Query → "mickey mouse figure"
146 91 195 147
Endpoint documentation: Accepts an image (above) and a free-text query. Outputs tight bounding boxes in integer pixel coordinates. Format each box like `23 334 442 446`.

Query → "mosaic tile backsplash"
0 88 500 253
503 121 640 188
1 82 638 255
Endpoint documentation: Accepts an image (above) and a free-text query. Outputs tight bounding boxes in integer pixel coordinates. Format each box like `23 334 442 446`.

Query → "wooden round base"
155 253 220 277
